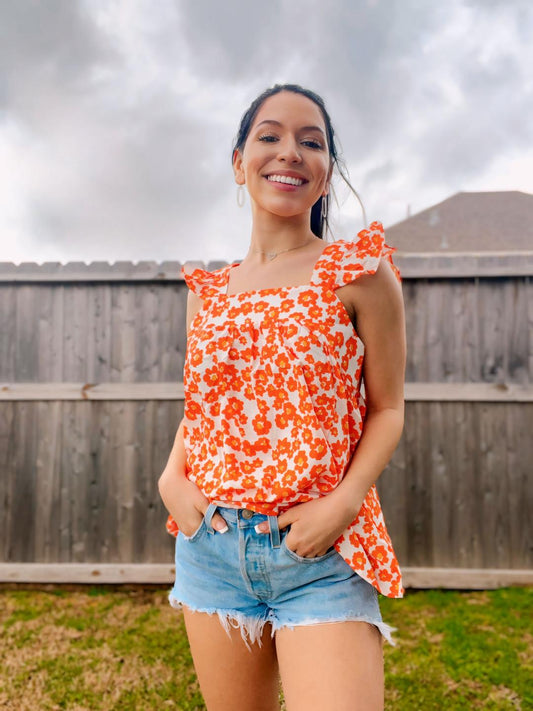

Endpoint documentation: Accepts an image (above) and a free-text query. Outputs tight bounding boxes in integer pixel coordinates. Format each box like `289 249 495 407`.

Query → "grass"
0 585 530 709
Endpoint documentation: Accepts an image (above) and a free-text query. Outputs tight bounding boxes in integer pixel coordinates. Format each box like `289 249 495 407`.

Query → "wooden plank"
8 402 37 562
528 277 533 381
111 285 136 382
1 254 532 282
1 564 532 588
1 382 532 401
159 284 187 382
0 564 176 583
506 403 533 568
90 284 113 381
15 286 39 381
377 433 408 563
134 401 153 562
403 402 432 566
93 401 114 563
395 253 533 278
478 278 506 382
404 382 533 401
455 402 482 567
62 284 89 381
0 382 185 400
137 285 160 382
429 401 453 567
115 402 137 563
71 402 92 562
478 403 508 567
152 401 183 561
426 281 446 381
37 284 64 381
449 278 479 381
0 403 15 560
403 279 427 382
59 401 74 562
33 402 62 562
505 278 529 382
402 567 533 589
0 286 16 381
0 262 184 283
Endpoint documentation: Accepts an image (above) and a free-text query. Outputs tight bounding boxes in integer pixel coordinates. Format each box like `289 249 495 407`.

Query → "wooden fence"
1 253 532 589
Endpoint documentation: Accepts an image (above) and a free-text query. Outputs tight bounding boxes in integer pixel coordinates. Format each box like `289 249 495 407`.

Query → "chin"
260 199 311 219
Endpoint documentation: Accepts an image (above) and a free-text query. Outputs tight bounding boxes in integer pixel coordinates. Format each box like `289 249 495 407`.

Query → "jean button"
242 509 254 519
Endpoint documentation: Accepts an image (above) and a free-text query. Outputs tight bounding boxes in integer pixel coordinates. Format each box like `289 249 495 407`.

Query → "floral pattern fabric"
166 221 404 598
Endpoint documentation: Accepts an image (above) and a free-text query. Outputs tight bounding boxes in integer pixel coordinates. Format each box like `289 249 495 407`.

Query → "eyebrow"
255 119 326 135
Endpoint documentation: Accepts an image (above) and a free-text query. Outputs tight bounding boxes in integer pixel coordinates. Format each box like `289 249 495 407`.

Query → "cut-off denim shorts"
169 504 396 649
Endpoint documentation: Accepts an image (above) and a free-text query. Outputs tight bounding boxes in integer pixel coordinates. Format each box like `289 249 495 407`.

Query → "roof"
384 191 533 252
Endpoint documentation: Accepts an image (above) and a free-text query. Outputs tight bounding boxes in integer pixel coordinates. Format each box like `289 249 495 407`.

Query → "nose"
276 137 302 163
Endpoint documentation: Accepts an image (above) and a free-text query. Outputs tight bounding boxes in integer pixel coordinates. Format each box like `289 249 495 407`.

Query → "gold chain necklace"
252 237 314 262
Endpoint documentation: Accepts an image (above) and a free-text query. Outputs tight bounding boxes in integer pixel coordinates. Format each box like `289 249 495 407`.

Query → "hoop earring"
321 194 328 221
320 194 328 237
236 185 245 208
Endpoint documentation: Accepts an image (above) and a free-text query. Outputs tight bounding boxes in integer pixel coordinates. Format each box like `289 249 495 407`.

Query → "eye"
258 134 279 143
302 139 324 150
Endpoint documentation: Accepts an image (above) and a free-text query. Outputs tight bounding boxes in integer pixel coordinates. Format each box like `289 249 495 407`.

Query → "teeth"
267 175 304 186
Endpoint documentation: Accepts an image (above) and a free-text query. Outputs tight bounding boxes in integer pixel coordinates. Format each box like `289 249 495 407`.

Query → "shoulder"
316 221 400 289
181 262 232 299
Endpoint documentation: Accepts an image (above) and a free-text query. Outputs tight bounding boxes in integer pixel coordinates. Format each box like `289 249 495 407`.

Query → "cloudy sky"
1 0 532 264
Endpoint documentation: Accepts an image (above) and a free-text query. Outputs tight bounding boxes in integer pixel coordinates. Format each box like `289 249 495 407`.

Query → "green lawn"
0 585 530 709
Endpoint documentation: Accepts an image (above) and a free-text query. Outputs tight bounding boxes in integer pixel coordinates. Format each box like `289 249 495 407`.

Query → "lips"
265 173 308 187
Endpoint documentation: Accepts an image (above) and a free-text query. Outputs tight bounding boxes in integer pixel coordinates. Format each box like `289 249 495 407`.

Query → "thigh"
275 620 384 711
183 607 281 711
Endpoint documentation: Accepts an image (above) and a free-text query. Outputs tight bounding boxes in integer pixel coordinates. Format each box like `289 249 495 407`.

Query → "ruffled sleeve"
313 221 400 289
181 264 230 299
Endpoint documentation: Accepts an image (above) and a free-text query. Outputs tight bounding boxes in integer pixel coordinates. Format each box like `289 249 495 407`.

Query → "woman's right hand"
158 468 228 536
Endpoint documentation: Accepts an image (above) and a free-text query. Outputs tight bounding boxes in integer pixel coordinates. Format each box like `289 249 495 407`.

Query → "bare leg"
275 620 384 711
182 607 280 711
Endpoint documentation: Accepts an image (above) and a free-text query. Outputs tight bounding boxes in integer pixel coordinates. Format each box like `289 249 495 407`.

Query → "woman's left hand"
270 494 363 558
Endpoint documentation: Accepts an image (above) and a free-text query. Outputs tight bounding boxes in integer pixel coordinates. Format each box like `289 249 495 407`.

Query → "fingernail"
215 522 228 533
254 523 268 534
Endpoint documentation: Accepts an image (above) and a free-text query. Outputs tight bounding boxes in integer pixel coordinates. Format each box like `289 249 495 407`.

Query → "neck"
247 206 316 261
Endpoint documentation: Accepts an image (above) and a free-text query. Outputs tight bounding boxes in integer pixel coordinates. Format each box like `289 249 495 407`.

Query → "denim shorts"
169 504 396 648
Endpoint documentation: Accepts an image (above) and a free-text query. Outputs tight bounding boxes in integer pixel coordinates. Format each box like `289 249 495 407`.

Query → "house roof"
384 191 533 252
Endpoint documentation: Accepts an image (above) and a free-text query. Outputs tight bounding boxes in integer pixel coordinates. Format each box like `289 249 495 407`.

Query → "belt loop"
269 514 280 548
204 503 218 534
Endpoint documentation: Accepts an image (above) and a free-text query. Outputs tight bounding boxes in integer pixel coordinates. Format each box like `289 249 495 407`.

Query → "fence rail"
1 255 531 586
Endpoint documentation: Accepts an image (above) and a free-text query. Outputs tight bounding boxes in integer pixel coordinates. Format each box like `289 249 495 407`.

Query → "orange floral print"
168 222 404 598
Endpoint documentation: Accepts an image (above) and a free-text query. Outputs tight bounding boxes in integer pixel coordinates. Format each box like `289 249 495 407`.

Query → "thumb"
211 513 229 533
277 512 294 531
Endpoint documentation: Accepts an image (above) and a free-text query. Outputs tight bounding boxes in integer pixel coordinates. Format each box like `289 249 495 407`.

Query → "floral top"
166 221 404 598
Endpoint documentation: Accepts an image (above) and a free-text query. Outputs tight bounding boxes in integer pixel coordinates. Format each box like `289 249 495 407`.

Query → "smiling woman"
158 83 406 711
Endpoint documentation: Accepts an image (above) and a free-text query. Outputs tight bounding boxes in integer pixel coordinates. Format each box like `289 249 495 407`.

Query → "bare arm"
329 258 405 511
277 259 406 556
157 287 228 535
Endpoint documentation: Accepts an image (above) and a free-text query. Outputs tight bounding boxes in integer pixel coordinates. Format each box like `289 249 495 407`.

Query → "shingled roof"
385 191 533 252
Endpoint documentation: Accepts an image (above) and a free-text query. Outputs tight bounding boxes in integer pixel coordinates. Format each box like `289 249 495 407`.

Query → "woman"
159 84 406 711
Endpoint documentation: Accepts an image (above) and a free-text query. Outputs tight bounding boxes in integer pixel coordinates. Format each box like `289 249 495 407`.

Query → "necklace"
252 237 314 262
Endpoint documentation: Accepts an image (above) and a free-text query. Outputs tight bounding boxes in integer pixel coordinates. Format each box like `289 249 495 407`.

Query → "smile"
266 174 306 187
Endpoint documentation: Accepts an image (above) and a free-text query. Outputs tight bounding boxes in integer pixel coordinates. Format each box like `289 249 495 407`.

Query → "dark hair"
232 83 365 238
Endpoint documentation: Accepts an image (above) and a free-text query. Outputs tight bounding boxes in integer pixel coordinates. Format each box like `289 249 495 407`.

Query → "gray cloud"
175 0 285 82
0 0 116 118
0 0 532 262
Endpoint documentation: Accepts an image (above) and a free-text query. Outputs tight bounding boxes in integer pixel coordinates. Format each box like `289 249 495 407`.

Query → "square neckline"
223 241 337 298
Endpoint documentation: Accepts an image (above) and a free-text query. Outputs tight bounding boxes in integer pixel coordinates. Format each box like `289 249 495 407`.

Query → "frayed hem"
168 593 271 651
271 615 398 647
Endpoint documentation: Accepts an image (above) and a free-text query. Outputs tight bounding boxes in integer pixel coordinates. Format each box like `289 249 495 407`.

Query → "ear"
323 161 334 196
233 149 245 185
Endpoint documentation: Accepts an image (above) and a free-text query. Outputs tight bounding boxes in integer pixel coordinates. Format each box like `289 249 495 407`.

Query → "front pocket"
181 516 206 542
282 537 338 563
